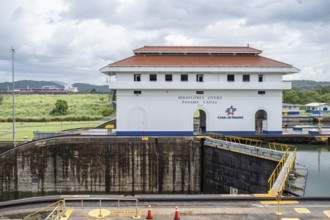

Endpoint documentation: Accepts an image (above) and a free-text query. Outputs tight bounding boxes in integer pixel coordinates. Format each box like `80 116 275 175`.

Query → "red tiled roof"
133 46 261 54
108 55 292 68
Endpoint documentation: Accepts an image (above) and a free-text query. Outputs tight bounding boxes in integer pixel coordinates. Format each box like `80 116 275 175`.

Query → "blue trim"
208 131 283 135
116 131 194 136
208 131 255 135
282 111 300 115
293 127 303 131
262 131 282 134
309 130 320 135
117 130 283 136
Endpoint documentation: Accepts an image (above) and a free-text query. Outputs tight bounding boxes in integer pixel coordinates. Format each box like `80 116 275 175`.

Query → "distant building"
305 102 330 114
282 103 304 115
100 46 299 135
0 84 78 94
64 84 79 93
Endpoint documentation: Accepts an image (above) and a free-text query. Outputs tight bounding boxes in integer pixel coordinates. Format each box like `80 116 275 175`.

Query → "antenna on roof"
247 43 249 47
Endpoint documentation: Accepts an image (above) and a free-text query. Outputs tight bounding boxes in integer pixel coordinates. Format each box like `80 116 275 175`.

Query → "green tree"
101 105 114 117
301 90 319 104
90 88 97 94
282 87 302 104
50 99 69 115
316 85 330 95
0 95 3 105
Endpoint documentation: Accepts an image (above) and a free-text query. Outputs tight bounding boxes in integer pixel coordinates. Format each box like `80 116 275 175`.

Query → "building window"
181 74 188 82
243 74 250 82
196 74 204 82
258 91 266 95
134 74 141 82
150 74 157 81
134 90 142 95
258 74 263 82
227 74 235 82
196 90 204 94
165 74 172 82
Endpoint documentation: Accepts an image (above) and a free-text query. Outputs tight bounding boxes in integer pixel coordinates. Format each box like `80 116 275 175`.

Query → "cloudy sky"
0 0 329 85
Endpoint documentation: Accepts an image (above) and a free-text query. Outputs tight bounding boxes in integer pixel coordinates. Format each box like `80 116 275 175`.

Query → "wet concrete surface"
2 195 330 220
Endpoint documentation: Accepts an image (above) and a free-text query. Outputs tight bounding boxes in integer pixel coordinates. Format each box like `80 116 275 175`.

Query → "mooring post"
276 191 282 216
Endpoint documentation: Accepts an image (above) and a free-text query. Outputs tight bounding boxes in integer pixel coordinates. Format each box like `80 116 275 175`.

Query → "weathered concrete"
202 145 278 194
0 136 201 201
0 135 281 201
0 142 15 154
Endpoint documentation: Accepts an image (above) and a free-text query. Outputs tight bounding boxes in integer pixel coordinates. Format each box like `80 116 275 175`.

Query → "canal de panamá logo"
225 105 236 115
218 105 243 119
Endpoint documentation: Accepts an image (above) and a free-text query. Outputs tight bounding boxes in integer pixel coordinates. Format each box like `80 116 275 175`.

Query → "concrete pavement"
2 196 330 219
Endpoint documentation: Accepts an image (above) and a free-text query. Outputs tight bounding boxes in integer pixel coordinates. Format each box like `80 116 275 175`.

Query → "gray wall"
203 145 277 194
0 136 201 201
0 136 278 201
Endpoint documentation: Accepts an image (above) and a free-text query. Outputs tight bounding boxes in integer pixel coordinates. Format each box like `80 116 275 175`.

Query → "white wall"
116 89 283 134
115 72 283 83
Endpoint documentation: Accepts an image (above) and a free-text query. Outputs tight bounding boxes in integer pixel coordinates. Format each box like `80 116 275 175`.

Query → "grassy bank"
0 94 112 121
0 121 103 141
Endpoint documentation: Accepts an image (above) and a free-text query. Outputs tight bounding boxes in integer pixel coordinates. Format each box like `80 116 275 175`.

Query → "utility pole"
10 47 16 147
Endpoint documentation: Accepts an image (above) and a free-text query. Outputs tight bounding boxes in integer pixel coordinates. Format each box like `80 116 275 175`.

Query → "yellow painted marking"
105 124 115 129
60 208 74 220
88 208 111 217
260 200 299 205
294 208 311 214
254 193 271 197
281 218 300 220
111 210 142 215
324 210 330 218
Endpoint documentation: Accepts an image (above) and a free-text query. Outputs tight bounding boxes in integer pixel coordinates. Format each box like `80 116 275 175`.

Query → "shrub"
102 108 114 117
50 99 69 116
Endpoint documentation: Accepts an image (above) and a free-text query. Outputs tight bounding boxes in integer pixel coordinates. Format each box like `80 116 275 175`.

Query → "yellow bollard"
276 191 282 216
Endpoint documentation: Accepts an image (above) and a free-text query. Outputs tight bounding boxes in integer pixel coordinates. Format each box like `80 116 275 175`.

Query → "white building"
305 102 330 113
282 103 303 115
100 46 299 135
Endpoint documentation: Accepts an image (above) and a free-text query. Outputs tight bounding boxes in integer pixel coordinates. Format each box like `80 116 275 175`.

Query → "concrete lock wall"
0 136 201 201
0 136 278 201
202 145 278 194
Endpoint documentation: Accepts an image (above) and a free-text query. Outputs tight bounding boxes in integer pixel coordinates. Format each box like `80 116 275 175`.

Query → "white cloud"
165 34 200 46
0 0 329 85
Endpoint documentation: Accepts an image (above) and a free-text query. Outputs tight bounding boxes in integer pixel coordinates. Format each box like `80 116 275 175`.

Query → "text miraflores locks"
178 95 222 104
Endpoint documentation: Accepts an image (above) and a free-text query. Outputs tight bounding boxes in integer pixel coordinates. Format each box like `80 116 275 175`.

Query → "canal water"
295 143 330 197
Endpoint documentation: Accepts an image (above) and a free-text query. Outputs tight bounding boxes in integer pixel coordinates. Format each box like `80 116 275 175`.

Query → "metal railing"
61 197 141 219
267 144 297 195
23 200 65 220
268 142 296 154
207 133 297 196
209 133 263 147
61 197 139 209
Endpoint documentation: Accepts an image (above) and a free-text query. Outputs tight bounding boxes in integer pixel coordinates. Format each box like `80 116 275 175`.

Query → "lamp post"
10 47 16 147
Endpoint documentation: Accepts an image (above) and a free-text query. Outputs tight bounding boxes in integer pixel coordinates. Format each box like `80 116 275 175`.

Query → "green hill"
290 80 330 90
0 80 109 93
72 83 109 93
0 80 64 90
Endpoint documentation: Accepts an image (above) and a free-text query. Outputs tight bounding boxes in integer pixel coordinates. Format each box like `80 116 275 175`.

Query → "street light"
10 47 16 147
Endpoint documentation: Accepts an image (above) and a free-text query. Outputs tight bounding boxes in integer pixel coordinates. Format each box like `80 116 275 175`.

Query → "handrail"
22 200 64 220
44 206 59 220
268 142 295 153
208 133 298 196
61 197 141 218
208 133 263 147
267 153 288 192
268 146 297 195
